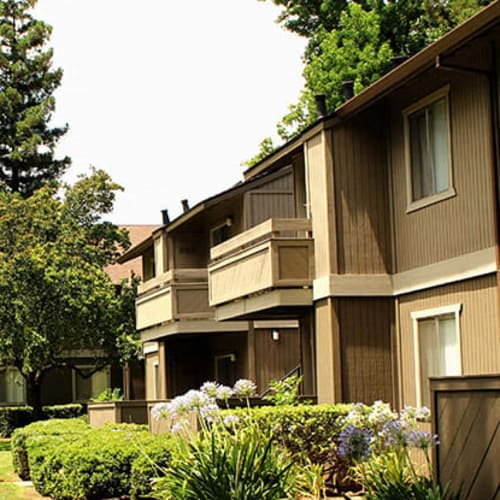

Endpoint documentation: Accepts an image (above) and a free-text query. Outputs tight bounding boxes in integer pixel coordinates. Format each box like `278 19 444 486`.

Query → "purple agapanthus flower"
337 424 373 463
381 419 410 449
408 430 439 450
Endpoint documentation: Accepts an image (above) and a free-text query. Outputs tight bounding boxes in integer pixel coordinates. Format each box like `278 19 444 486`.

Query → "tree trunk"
26 372 44 420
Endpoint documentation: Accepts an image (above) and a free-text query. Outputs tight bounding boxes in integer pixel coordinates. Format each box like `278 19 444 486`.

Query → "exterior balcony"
208 218 314 320
136 269 211 332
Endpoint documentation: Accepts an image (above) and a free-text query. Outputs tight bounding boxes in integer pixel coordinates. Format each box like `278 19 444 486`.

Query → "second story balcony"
208 218 314 320
136 268 210 331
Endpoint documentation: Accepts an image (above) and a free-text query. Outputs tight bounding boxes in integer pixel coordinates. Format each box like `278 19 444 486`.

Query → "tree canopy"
244 0 490 165
0 0 70 196
0 169 138 412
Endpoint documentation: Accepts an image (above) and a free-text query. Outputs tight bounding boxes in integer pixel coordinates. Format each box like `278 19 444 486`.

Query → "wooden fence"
430 375 500 499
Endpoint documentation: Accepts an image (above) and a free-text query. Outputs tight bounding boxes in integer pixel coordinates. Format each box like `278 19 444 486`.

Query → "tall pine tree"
0 0 69 197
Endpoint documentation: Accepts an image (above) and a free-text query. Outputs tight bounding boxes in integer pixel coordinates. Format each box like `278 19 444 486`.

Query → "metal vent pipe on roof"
342 81 354 102
161 209 170 225
181 199 190 213
314 94 327 118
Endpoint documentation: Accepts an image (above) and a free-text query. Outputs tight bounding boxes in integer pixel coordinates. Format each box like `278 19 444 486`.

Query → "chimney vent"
161 209 170 225
314 94 327 118
342 81 354 102
181 199 190 213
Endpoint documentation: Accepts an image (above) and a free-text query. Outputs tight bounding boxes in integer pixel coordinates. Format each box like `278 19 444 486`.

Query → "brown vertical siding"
173 232 208 268
390 69 495 272
244 169 296 228
254 328 301 394
332 106 392 274
339 298 395 405
398 275 500 406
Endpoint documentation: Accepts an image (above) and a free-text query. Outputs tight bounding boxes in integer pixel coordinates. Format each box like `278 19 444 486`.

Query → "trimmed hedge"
129 434 173 499
42 403 85 420
20 421 173 500
0 403 85 438
224 403 352 464
0 406 33 439
11 418 89 480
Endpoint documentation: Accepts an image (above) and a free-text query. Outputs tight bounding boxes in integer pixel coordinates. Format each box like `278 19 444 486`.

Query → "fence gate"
430 375 500 499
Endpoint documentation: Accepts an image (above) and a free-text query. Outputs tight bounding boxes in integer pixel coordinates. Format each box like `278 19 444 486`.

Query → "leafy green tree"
0 169 138 415
252 0 490 145
0 0 70 196
277 3 393 140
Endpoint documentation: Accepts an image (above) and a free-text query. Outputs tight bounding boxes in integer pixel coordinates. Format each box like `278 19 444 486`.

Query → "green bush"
130 434 174 500
28 423 170 500
42 403 85 420
224 403 351 465
11 418 89 480
0 406 33 438
0 403 85 438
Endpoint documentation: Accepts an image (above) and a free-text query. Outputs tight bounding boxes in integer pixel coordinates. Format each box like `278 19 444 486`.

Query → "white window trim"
411 303 462 407
403 85 455 213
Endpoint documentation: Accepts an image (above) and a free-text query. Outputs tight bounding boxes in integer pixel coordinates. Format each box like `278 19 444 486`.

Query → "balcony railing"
208 218 313 307
136 269 210 330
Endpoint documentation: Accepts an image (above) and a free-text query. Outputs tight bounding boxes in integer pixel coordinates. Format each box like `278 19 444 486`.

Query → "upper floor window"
404 86 454 211
210 218 233 247
411 304 462 407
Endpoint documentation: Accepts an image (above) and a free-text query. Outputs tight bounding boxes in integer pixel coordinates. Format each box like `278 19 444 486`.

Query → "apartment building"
123 1 500 407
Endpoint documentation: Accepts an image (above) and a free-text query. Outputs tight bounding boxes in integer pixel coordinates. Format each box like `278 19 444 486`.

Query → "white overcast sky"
33 0 306 224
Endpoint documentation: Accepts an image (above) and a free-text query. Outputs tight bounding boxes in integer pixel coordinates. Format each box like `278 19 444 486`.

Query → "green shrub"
0 406 33 438
263 373 304 406
92 387 124 402
224 403 351 465
42 403 85 419
11 418 89 480
28 423 165 500
0 403 85 438
130 434 174 500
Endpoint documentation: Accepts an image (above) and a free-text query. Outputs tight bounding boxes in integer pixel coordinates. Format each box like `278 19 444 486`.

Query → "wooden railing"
136 268 211 330
210 218 312 262
208 219 314 307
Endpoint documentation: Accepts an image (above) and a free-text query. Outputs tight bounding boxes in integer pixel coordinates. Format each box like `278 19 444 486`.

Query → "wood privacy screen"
430 375 500 499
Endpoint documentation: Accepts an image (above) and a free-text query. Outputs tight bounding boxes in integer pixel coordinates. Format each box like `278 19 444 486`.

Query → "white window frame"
403 85 455 213
411 303 462 407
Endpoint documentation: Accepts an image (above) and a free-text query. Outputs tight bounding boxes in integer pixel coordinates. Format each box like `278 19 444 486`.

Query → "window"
210 218 233 247
0 367 25 404
404 86 454 210
214 354 236 387
411 304 462 407
73 366 110 401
